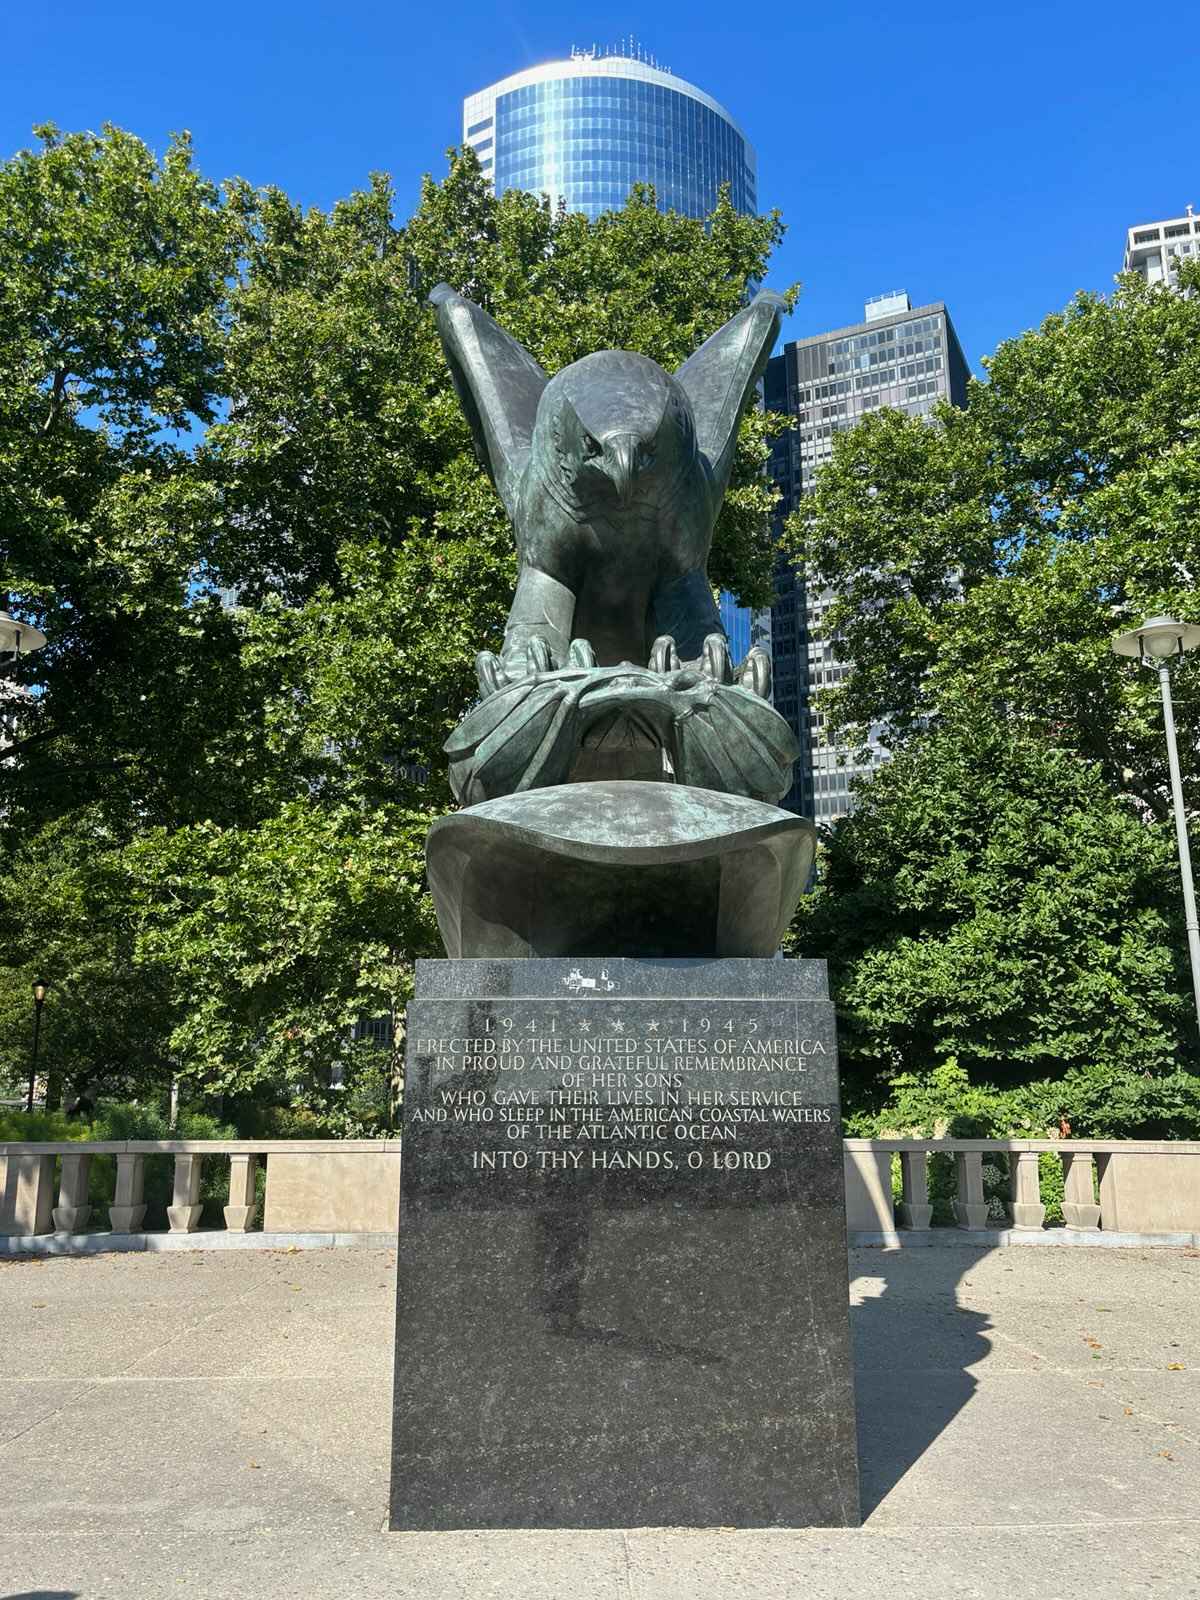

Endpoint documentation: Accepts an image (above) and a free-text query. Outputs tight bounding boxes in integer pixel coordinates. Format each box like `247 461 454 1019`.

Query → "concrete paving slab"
3 1521 1200 1600
0 1366 398 1530
1100 1368 1200 1434
0 1388 372 1540
0 1252 290 1380
2 1244 1200 1598
0 1378 91 1441
850 1270 1041 1372
0 1527 635 1600
125 1291 395 1380
622 1523 1200 1600
0 1296 259 1382
857 1365 1200 1526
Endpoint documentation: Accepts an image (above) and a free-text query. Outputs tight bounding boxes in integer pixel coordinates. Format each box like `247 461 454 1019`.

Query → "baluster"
1 1152 56 1236
1005 1148 1045 1230
53 1151 92 1233
168 1152 204 1232
109 1152 147 1232
1061 1149 1101 1230
953 1150 990 1229
224 1154 258 1232
897 1149 932 1229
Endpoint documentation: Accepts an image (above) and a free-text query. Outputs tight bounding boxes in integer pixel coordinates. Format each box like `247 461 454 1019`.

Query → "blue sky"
1 1 1196 374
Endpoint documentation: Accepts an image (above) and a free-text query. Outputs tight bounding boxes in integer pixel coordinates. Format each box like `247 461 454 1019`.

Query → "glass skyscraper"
462 48 756 218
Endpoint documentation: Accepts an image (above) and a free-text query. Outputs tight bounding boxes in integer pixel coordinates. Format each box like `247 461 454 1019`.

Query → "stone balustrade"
843 1139 1200 1239
2 1137 1200 1245
0 1140 401 1242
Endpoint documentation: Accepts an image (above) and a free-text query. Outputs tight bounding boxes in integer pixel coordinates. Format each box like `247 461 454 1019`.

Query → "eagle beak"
604 434 638 506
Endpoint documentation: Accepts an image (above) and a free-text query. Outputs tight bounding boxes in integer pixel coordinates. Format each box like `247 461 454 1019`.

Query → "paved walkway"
1 1244 1198 1599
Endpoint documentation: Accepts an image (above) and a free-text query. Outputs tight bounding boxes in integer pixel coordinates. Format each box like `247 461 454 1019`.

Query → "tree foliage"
785 268 1200 1129
792 727 1195 1108
792 265 1200 819
0 129 795 1110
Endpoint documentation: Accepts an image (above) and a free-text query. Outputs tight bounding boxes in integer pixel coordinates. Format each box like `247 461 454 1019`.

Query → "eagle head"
536 352 696 508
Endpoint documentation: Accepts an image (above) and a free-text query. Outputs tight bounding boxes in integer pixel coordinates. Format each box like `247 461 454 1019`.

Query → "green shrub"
1039 1152 1067 1225
231 1063 393 1141
869 1060 1149 1226
234 1102 339 1140
0 1108 88 1142
75 1102 237 1230
846 1058 1200 1142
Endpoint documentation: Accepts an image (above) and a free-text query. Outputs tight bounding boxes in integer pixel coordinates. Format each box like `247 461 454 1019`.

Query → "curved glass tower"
462 50 756 220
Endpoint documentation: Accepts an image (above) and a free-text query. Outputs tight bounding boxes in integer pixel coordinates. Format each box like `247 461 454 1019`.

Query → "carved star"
647 1021 661 1032
578 1020 592 1032
611 1020 625 1032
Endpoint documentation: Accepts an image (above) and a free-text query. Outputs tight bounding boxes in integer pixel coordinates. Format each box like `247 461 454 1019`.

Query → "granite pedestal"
389 957 860 1530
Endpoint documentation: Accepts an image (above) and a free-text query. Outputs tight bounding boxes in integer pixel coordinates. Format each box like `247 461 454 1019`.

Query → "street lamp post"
1112 615 1200 1039
4 608 52 1112
25 980 49 1115
0 604 48 754
0 608 47 658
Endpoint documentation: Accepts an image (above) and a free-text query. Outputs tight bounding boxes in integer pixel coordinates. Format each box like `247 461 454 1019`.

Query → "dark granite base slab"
389 957 860 1530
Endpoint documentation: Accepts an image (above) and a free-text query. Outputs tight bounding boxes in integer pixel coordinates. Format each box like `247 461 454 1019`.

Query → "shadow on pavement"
851 1246 994 1518
3 1592 81 1598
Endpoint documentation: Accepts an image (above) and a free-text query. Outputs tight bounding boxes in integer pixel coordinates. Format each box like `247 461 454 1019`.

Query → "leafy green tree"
0 814 177 1109
783 268 1200 1130
0 123 257 1109
116 802 433 1100
0 124 263 838
1 133 796 1113
793 265 1200 820
792 726 1196 1115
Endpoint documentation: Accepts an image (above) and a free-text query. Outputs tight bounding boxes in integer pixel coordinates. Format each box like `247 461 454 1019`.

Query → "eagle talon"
568 638 598 669
525 637 554 674
649 635 680 675
475 650 509 699
701 633 732 686
736 647 772 700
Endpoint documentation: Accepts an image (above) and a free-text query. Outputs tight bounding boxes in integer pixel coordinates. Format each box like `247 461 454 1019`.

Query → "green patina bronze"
427 286 809 957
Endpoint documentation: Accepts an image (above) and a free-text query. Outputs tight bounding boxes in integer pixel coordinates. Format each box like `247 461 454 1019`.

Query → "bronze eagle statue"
429 285 799 806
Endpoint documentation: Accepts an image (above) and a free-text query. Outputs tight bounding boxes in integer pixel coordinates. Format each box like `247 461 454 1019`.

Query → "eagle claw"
736 647 772 699
649 635 681 674
701 633 732 686
476 636 557 699
525 637 554 674
475 650 509 698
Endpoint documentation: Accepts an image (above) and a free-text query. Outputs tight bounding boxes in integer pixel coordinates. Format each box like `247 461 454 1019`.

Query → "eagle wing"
429 284 548 520
673 289 786 504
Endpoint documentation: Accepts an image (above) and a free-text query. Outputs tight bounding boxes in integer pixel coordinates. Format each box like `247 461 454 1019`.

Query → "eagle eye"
582 433 601 459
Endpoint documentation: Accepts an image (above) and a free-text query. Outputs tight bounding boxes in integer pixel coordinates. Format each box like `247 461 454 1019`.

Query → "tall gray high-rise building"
764 292 970 821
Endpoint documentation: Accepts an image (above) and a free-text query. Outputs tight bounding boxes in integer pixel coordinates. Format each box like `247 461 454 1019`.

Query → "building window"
352 1016 393 1047
467 117 493 137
